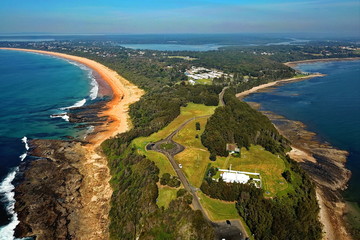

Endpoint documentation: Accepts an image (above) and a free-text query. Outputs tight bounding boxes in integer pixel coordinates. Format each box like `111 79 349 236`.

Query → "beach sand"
0 48 144 239
284 57 360 68
236 73 325 99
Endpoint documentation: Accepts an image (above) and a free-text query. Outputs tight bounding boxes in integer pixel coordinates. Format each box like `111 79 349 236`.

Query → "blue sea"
244 60 360 205
0 50 100 239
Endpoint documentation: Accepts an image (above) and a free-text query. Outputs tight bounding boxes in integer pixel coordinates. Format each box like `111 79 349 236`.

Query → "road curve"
148 115 247 240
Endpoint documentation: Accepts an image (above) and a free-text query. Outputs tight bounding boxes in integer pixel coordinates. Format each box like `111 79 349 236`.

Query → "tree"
282 170 292 183
160 173 171 185
195 122 201 131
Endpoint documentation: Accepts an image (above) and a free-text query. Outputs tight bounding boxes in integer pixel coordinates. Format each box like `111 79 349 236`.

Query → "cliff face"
14 139 86 240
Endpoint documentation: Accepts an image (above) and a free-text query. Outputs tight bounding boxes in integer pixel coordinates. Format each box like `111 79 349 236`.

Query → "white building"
221 172 250 184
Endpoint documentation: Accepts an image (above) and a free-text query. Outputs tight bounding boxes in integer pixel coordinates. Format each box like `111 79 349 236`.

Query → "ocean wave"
50 113 69 122
19 153 27 162
0 168 20 240
60 98 86 110
21 137 29 151
65 60 98 100
89 74 99 100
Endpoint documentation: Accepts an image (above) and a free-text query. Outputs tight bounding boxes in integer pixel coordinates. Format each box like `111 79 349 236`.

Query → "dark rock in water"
68 100 108 124
14 139 86 240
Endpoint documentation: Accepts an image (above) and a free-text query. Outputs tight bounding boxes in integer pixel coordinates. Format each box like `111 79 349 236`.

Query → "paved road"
148 114 248 240
219 86 229 107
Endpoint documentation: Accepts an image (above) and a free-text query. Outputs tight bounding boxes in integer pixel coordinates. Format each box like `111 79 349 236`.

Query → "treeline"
180 50 296 80
201 156 322 240
106 149 214 239
223 43 360 63
201 89 289 157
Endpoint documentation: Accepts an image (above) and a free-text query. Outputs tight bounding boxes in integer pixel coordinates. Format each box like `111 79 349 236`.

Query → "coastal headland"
284 57 360 68
236 73 325 99
1 48 144 239
238 65 354 240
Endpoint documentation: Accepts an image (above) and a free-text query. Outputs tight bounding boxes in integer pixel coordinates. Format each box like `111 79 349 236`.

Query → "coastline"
1 48 144 239
284 57 360 68
236 73 325 99
240 68 354 239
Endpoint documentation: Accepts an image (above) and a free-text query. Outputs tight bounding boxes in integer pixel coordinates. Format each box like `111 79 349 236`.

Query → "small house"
226 143 240 154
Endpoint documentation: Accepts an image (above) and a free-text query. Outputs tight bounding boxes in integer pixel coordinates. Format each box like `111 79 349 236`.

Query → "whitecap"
50 113 69 122
60 98 86 110
89 74 99 100
19 153 27 162
0 168 20 240
65 60 98 100
21 137 29 151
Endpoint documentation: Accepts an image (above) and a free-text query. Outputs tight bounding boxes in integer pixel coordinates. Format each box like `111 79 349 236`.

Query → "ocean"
244 60 360 205
0 50 99 239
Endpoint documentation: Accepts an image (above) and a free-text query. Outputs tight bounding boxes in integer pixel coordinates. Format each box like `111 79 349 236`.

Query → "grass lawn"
197 192 239 221
175 148 210 188
196 78 213 85
157 185 179 209
160 143 176 150
212 145 289 197
132 103 216 176
173 117 212 187
168 56 197 60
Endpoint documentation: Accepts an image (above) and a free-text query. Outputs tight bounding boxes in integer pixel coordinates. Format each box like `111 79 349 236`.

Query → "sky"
0 0 359 36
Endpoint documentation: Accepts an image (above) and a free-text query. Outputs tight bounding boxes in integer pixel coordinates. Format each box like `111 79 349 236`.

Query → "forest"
201 89 289 158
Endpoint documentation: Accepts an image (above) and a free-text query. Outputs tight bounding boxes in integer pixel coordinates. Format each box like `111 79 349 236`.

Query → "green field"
197 192 239 221
157 185 179 209
196 78 213 85
132 103 216 175
168 56 197 60
212 145 289 197
173 117 212 187
131 103 216 205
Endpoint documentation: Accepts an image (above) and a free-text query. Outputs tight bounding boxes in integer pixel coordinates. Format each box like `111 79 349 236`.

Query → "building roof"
226 143 239 152
221 172 250 184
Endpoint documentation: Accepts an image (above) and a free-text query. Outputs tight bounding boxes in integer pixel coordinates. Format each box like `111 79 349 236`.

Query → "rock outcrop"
14 139 86 240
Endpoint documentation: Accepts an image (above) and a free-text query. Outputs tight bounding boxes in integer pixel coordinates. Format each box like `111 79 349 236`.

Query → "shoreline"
240 64 354 239
236 73 325 99
284 57 360 68
1 48 144 239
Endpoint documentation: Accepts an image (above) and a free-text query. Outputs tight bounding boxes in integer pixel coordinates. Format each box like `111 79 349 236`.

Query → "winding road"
148 87 249 239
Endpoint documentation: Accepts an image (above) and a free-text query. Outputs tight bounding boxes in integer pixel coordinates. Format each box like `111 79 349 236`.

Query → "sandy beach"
236 73 325 99
284 57 360 68
0 48 144 239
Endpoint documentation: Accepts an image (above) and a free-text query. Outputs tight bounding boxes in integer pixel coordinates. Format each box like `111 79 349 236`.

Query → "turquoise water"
0 50 99 239
244 60 360 205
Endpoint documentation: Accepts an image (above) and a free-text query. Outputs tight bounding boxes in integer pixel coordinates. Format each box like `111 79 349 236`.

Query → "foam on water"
0 137 29 239
89 74 99 100
19 153 26 162
65 60 98 100
60 98 86 110
21 137 29 151
0 168 20 240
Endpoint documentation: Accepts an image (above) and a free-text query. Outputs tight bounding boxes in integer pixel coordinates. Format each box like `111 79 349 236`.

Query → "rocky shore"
247 102 352 239
5 48 144 240
14 139 86 240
